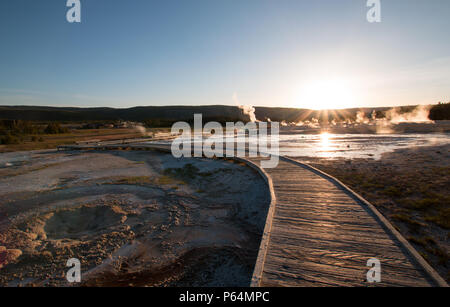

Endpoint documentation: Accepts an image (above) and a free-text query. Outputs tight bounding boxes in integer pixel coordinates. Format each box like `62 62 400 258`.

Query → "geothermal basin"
0 150 270 286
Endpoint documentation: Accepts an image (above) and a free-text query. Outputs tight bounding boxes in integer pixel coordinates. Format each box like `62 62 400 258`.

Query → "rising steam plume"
384 105 433 124
233 92 257 122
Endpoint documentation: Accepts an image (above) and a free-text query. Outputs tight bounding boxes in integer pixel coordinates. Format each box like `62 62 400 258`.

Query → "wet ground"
0 150 270 286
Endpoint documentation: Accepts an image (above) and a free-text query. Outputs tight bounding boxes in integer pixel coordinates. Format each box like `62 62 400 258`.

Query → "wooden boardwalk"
247 156 446 287
57 143 447 287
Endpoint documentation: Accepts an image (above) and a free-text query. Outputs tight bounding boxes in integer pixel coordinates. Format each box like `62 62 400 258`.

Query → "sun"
295 78 356 110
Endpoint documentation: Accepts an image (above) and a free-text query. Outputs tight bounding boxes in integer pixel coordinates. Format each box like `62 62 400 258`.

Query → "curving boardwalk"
57 143 447 287
247 156 445 287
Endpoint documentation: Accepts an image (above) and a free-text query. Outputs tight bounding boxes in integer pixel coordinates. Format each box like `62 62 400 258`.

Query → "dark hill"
1 103 447 123
0 105 249 123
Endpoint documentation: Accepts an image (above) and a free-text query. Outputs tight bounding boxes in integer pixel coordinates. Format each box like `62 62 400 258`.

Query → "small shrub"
44 123 69 134
0 133 20 145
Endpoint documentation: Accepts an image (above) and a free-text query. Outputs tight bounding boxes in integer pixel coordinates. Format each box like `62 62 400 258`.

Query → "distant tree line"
143 119 180 128
43 122 69 134
255 104 450 123
429 102 450 120
0 105 250 123
0 120 68 145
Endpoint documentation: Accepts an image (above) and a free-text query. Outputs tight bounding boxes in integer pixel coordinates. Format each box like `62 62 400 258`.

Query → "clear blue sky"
0 0 449 109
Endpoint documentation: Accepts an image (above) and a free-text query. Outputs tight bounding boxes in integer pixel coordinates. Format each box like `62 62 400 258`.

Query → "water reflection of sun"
320 132 330 147
319 132 333 157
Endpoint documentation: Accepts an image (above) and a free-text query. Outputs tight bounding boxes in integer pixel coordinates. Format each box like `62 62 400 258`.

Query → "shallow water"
153 132 450 160
277 133 450 159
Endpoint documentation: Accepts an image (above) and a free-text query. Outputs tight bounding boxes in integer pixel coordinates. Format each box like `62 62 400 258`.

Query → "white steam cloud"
233 92 257 122
385 105 433 124
134 123 154 137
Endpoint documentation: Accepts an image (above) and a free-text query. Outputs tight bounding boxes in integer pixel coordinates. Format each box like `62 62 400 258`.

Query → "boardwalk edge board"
233 157 277 288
